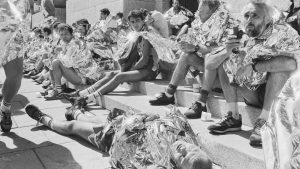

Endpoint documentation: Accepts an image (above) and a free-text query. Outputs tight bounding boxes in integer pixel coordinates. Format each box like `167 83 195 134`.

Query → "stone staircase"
93 79 266 169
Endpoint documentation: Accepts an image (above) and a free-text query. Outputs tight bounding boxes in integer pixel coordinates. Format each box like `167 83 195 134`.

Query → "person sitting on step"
164 0 194 36
207 0 300 147
149 0 238 119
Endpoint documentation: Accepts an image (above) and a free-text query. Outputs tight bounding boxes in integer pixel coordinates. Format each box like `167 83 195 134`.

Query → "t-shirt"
151 10 169 38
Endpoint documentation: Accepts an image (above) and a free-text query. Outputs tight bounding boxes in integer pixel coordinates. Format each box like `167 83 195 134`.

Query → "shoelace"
218 115 232 125
254 119 266 131
189 102 199 110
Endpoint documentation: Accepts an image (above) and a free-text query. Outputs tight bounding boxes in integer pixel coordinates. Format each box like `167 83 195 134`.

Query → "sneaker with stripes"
207 112 242 134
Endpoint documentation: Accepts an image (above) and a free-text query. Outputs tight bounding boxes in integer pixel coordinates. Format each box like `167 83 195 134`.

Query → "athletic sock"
0 100 11 114
165 84 177 98
56 85 62 93
79 86 96 97
197 89 209 106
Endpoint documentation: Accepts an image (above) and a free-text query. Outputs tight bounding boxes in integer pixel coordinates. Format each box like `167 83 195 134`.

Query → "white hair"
242 0 282 23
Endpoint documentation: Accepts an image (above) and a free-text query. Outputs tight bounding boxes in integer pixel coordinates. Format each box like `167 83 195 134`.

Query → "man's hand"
236 64 253 81
225 36 242 55
179 41 196 53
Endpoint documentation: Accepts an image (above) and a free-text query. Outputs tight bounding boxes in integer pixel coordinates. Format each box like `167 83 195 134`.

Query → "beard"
245 23 263 37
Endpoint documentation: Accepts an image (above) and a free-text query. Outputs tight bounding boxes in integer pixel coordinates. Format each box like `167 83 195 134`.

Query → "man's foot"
42 80 51 89
149 92 175 106
65 106 84 121
0 110 12 132
59 90 80 101
44 90 63 100
208 112 242 134
184 102 207 119
249 118 266 147
25 104 52 124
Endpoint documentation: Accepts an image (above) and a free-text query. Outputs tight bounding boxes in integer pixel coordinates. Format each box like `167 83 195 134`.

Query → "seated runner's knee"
52 59 61 67
113 73 127 83
179 53 190 63
268 72 290 85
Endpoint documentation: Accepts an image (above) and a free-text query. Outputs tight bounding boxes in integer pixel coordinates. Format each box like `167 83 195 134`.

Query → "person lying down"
24 104 212 169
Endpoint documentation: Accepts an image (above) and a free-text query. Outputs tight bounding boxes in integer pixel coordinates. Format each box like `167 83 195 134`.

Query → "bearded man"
207 1 300 146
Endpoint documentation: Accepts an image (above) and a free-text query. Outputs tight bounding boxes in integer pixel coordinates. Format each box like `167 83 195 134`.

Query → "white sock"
73 109 84 120
259 109 269 120
165 92 173 98
86 94 96 103
56 85 62 93
228 102 239 119
40 116 53 129
79 87 96 97
0 100 11 114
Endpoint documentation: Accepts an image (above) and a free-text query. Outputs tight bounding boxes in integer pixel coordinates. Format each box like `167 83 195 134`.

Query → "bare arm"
255 56 297 72
176 24 189 38
205 49 228 70
133 39 151 70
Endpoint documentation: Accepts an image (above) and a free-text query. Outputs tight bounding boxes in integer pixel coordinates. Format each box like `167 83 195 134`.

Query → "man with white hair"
207 0 300 146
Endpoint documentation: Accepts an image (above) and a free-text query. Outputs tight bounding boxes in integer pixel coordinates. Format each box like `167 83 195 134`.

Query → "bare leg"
76 112 103 124
218 65 239 118
51 120 95 142
78 72 117 97
97 68 156 95
85 69 156 102
169 53 204 86
52 59 83 92
260 71 290 120
1 57 23 132
2 57 23 103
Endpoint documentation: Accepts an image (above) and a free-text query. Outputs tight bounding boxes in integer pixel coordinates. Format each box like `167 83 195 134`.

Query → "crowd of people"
2 0 300 168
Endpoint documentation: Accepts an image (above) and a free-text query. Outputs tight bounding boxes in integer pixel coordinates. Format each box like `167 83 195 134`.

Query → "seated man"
24 104 212 169
61 10 164 104
149 0 236 119
207 1 300 146
45 23 104 100
164 0 194 36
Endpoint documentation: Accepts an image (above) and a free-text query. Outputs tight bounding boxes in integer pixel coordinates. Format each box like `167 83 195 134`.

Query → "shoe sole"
249 141 262 147
149 101 175 106
209 127 242 134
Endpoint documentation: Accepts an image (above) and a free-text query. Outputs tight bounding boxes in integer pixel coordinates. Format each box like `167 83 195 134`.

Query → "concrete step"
120 80 261 128
95 87 265 169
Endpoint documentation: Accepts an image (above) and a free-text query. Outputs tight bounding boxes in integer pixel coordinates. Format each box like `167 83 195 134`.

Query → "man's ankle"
165 84 177 97
196 101 206 107
165 92 173 98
